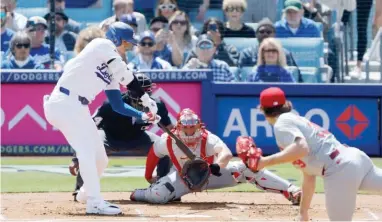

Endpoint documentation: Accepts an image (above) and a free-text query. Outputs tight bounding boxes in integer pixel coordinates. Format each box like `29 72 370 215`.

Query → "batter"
43 22 159 215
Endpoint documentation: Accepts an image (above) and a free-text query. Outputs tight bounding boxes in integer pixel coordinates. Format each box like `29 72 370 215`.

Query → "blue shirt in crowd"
1 55 44 69
154 45 173 65
249 65 296 82
275 17 321 38
30 43 64 69
1 29 14 53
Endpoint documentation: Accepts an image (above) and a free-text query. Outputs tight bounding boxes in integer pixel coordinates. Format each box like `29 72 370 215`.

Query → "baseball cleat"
75 187 87 203
283 185 302 206
72 190 79 202
86 200 122 215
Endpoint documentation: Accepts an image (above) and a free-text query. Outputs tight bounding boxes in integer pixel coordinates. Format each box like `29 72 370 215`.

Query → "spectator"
120 13 138 33
155 0 178 20
152 17 183 67
186 18 239 66
74 26 105 55
176 0 210 21
46 0 81 34
1 31 43 69
183 34 234 82
302 0 332 41
1 5 14 55
149 16 168 34
100 0 147 35
2 0 27 31
222 0 255 38
128 31 172 70
275 0 320 38
249 38 295 83
238 18 303 82
168 10 196 66
26 16 64 70
242 0 278 23
44 10 77 53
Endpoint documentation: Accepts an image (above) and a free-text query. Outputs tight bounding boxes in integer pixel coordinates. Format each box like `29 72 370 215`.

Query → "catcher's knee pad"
146 181 176 204
227 161 248 183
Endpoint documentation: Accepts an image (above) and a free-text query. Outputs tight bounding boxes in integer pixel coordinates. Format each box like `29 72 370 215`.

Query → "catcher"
130 108 302 204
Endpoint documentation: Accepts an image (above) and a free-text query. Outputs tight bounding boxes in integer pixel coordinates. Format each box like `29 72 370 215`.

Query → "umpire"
69 73 173 200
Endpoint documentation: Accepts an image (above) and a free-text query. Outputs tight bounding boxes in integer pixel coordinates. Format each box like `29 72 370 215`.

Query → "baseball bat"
158 122 196 160
49 0 56 69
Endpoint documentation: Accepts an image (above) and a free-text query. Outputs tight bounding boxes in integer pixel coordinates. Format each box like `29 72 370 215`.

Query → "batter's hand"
140 93 158 114
69 157 79 176
142 112 161 124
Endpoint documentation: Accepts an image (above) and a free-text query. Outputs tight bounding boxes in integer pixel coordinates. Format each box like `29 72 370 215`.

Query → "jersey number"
307 122 331 138
292 159 306 168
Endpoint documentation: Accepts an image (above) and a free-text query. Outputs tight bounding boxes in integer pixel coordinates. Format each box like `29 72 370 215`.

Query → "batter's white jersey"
153 131 228 168
56 38 132 102
274 112 347 176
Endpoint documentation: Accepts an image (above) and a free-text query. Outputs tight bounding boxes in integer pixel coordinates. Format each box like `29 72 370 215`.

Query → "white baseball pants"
43 89 108 201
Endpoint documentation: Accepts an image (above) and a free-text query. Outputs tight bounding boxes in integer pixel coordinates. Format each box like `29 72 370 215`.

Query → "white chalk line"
365 208 380 221
135 208 148 220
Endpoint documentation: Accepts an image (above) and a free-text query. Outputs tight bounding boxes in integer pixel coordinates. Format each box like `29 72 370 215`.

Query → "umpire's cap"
106 22 137 47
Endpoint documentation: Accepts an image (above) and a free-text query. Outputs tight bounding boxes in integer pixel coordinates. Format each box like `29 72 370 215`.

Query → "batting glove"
142 112 161 124
140 93 158 114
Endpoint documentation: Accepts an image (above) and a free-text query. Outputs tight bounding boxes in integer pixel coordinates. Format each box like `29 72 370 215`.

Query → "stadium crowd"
1 0 381 82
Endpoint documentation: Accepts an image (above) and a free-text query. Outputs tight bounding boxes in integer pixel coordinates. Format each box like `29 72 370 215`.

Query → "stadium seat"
16 7 46 18
277 38 324 82
188 9 225 23
229 66 240 81
223 38 258 52
238 66 255 82
245 23 258 32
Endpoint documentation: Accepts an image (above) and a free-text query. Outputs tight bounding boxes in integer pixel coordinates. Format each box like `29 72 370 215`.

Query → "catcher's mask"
176 109 203 148
236 136 256 162
127 73 156 111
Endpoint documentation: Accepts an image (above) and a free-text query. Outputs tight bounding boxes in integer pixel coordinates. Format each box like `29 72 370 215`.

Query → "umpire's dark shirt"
93 97 172 142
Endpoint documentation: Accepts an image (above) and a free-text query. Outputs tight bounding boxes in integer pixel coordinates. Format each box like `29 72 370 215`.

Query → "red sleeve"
145 146 160 180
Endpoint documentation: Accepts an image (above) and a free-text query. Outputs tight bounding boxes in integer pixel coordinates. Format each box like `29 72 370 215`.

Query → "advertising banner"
217 97 380 156
1 83 201 155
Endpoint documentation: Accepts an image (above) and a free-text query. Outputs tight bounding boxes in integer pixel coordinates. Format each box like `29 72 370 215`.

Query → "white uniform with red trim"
274 112 382 221
132 130 299 204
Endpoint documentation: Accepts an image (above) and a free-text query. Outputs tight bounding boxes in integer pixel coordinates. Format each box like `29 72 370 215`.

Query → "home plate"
160 214 212 218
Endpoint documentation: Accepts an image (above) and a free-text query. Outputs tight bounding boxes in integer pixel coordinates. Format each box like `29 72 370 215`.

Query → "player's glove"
69 157 79 176
209 163 222 177
181 158 210 191
141 112 161 124
236 136 263 172
140 93 158 114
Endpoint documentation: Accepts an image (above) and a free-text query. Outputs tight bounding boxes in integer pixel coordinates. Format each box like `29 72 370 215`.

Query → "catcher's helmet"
106 22 137 47
176 108 203 148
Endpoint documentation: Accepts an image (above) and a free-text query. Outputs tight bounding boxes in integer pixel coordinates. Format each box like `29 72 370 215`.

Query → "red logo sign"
336 105 369 139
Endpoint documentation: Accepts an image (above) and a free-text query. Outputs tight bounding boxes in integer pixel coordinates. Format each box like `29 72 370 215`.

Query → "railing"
364 27 382 83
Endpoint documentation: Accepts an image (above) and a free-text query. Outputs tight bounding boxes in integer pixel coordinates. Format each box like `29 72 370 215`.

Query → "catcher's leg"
229 161 302 205
130 169 189 204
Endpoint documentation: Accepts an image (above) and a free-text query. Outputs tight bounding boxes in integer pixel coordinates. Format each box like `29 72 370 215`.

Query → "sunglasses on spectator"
15 43 30 49
159 4 176 10
259 30 274 35
197 41 214 50
263 48 278 53
140 41 155 47
225 6 244 12
150 27 161 33
172 20 187 26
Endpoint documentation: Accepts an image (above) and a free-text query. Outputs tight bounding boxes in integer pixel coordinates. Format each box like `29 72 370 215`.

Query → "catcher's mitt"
181 158 210 191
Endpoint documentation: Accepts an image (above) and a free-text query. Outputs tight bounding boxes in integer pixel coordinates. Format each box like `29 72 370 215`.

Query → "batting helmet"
106 22 137 47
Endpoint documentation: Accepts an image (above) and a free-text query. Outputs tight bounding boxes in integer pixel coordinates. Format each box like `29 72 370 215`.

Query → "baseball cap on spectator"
283 0 303 11
44 9 69 22
139 31 156 43
256 18 275 33
260 87 286 108
120 14 137 27
149 16 168 27
196 34 215 50
26 16 48 29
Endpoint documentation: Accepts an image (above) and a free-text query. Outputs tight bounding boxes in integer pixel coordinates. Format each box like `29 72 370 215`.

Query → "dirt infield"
1 192 382 221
